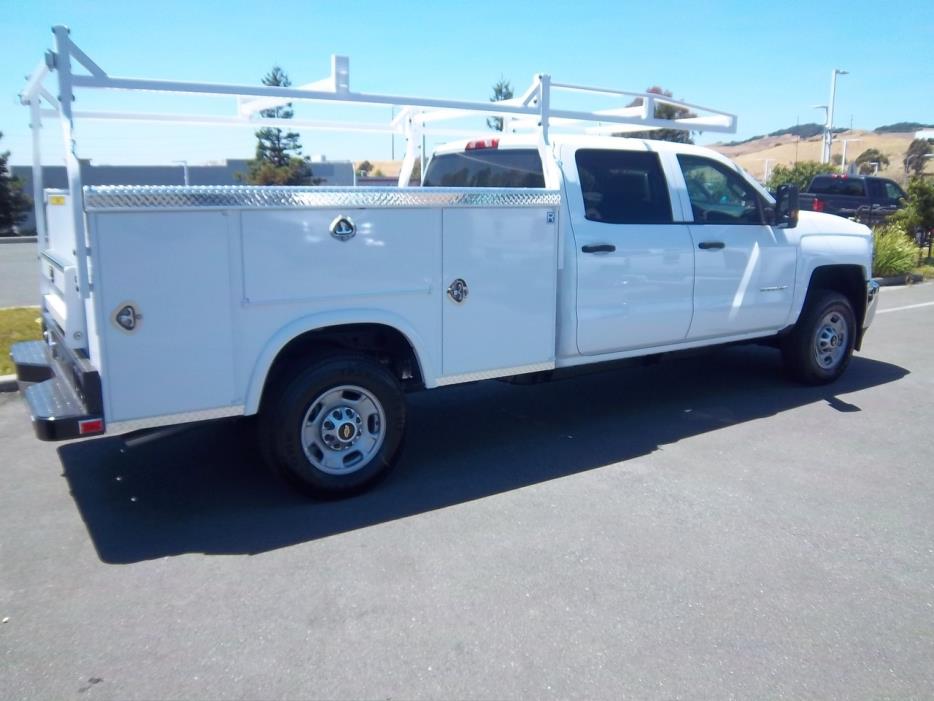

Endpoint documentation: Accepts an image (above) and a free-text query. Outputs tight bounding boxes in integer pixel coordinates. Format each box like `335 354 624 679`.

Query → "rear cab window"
422 148 545 188
574 149 673 224
808 176 867 197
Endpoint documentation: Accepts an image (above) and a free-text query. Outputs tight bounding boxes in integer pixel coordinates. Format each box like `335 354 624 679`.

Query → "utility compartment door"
441 207 557 378
93 211 236 422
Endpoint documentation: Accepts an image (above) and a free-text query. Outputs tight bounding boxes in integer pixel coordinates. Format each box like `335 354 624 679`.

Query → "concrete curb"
0 375 18 393
874 273 925 287
0 236 37 244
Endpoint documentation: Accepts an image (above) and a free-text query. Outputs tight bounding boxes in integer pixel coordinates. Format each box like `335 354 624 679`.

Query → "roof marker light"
465 138 500 150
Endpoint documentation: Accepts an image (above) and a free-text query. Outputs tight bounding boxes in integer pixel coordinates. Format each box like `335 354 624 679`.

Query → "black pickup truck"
798 175 906 221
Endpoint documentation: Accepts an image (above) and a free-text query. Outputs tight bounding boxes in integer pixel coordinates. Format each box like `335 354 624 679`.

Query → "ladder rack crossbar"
21 26 738 140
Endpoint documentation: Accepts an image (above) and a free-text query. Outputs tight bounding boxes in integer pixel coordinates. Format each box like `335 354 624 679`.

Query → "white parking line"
877 301 934 315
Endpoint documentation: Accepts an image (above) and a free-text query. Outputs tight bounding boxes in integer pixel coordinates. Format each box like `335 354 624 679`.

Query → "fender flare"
243 309 438 415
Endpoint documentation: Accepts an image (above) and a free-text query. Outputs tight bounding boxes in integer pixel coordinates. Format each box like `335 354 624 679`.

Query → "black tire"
781 290 856 385
258 354 406 498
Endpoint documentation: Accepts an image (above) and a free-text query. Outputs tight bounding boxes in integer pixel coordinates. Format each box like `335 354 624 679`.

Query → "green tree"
854 148 889 175
766 160 836 191
616 87 695 144
889 177 934 235
904 139 932 178
487 77 513 132
245 66 314 185
357 160 373 176
0 132 31 236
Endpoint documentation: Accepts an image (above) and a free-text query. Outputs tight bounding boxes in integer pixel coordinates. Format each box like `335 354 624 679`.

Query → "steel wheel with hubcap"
259 355 406 497
301 385 387 475
813 310 849 372
782 289 856 385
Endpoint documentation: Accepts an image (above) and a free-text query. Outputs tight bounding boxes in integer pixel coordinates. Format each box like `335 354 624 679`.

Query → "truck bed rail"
83 186 562 211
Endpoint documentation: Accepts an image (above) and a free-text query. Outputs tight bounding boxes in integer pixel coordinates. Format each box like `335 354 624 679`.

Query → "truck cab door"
869 179 906 213
674 154 796 339
564 145 695 355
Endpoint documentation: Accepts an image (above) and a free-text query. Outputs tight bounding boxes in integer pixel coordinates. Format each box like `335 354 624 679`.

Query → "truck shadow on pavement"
58 346 908 564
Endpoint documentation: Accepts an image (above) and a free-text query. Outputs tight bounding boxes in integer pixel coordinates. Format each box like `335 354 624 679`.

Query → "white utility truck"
12 27 879 496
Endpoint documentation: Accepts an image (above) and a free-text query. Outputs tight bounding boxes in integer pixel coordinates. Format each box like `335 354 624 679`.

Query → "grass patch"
0 307 43 376
913 248 934 280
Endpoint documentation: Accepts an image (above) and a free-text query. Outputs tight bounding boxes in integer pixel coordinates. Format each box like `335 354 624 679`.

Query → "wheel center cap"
320 405 362 450
337 421 357 442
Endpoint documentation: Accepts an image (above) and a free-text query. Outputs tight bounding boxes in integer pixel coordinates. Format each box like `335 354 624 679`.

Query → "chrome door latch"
112 302 143 333
447 278 469 304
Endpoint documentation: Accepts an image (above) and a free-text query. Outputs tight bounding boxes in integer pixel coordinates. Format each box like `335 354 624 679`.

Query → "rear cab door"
867 178 906 213
561 142 695 354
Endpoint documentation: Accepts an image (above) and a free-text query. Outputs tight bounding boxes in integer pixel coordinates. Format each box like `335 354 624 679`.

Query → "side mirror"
774 184 799 228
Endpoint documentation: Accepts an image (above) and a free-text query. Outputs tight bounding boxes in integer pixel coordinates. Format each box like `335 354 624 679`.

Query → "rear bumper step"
10 332 104 441
10 340 54 383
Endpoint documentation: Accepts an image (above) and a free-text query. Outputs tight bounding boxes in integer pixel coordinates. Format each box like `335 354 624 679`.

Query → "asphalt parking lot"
0 241 39 308
1 284 933 700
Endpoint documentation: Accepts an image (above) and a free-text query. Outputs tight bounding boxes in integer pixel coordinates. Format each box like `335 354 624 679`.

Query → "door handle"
698 241 725 250
581 244 616 254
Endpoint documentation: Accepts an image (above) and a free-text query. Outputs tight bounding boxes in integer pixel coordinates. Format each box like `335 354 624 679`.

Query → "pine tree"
487 77 514 132
0 132 31 236
246 67 314 185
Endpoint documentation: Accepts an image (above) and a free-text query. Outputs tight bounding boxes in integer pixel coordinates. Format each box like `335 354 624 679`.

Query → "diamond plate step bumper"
10 340 54 383
10 325 104 441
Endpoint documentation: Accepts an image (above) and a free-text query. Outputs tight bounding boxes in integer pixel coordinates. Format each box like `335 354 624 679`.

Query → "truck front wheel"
782 290 856 385
259 355 406 497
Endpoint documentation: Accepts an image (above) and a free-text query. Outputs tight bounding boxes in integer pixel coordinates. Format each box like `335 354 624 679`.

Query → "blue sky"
2 0 932 166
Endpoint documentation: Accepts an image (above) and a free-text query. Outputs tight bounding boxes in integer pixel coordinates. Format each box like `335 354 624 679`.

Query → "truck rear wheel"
782 290 856 385
259 355 406 497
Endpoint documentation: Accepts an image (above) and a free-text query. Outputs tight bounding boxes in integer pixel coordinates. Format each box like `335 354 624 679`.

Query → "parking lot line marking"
877 301 934 315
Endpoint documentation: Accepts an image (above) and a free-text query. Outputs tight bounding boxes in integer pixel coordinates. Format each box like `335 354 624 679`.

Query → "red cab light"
465 138 499 150
78 418 104 435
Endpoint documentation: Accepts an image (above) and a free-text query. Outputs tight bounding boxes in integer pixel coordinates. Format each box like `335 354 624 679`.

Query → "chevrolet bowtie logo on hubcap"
339 423 355 441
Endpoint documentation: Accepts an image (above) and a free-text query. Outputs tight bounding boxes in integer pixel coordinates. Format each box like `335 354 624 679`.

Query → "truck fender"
243 309 438 415
787 233 872 325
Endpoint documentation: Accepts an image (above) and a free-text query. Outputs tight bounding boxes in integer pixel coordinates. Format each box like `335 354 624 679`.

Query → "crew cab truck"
11 28 880 497
798 174 906 220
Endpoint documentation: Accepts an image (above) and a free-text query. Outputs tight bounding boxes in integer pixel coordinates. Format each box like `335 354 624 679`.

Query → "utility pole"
822 69 848 164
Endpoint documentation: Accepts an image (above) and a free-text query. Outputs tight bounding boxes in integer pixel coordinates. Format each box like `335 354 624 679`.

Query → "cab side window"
575 149 673 224
883 181 905 202
678 155 764 225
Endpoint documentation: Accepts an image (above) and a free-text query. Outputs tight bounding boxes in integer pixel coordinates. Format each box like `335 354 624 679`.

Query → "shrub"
872 224 917 277
766 161 836 191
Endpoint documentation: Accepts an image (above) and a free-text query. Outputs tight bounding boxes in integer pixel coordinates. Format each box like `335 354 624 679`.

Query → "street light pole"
760 158 776 182
841 138 861 172
823 69 848 164
172 160 189 186
813 105 828 162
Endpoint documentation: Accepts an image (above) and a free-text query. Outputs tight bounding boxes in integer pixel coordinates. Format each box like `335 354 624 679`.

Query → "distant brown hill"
710 130 917 182
360 131 924 185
